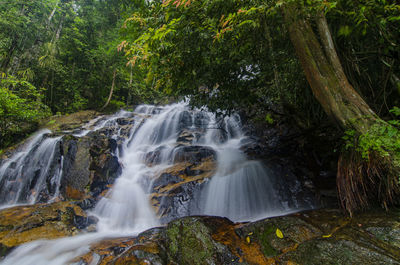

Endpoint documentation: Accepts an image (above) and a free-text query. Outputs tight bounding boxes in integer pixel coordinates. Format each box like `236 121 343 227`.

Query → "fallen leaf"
246 236 251 243
276 228 284 238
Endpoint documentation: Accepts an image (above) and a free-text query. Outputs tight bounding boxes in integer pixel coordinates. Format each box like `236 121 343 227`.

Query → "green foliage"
121 0 319 121
343 108 400 177
103 99 126 113
328 0 400 114
0 0 151 117
0 75 51 147
265 113 274 125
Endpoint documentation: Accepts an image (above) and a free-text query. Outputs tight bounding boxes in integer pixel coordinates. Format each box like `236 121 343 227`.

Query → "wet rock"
193 111 210 128
0 202 86 255
281 238 399 265
176 130 195 145
74 215 98 230
165 217 239 264
150 158 216 223
239 136 265 160
71 208 400 265
116 118 132 126
61 136 91 200
178 111 193 130
88 133 122 198
77 198 97 210
172 145 216 164
60 132 122 202
144 146 167 166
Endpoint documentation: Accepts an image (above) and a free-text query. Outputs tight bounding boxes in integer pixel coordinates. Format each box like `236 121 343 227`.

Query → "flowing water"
0 102 312 264
0 130 62 208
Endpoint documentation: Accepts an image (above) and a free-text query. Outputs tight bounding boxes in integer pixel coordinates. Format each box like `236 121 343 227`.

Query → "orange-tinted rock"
44 209 400 265
150 157 216 221
0 202 86 253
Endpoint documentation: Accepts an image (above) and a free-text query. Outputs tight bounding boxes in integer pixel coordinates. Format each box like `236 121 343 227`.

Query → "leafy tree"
121 0 400 213
0 75 51 147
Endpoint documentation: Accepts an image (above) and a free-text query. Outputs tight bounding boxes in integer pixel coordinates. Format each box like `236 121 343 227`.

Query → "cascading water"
0 102 312 264
191 111 289 221
0 130 62 208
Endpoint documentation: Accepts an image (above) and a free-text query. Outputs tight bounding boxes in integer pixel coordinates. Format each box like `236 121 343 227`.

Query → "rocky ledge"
73 208 400 265
0 206 392 265
1 204 399 264
0 202 91 256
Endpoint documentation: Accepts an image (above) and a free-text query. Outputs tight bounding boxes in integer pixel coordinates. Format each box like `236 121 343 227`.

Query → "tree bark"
48 1 60 25
100 69 117 111
282 5 379 133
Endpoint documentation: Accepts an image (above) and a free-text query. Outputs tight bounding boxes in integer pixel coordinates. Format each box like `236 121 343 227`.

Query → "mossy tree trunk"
282 3 399 213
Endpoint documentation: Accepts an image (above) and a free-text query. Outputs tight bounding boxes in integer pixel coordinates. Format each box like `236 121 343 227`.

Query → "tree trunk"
100 69 117 111
1 39 18 72
283 6 378 132
48 1 60 25
282 3 399 213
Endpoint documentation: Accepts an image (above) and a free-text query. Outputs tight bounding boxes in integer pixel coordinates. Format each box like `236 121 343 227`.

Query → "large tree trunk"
282 3 399 213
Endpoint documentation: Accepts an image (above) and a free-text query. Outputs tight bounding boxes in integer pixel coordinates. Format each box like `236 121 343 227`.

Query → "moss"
46 120 56 126
254 225 278 257
0 243 11 257
166 218 217 264
166 223 179 256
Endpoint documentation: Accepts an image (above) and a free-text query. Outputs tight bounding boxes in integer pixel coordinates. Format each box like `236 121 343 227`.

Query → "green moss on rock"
166 218 216 264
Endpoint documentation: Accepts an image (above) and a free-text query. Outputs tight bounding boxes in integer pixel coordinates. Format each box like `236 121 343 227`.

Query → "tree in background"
0 0 159 117
0 0 164 148
0 75 50 147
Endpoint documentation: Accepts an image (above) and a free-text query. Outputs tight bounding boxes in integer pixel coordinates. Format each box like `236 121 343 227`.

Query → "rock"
0 202 86 256
41 110 99 132
61 136 91 200
176 130 195 145
74 208 400 265
178 111 193 130
165 217 239 264
172 145 216 164
150 157 216 223
60 132 122 202
144 146 167 166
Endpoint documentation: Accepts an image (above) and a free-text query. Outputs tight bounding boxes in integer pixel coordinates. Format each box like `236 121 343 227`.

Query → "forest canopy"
0 0 399 213
0 0 163 147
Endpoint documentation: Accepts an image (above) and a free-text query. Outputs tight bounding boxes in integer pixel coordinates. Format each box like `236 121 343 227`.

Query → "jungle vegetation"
1 0 399 213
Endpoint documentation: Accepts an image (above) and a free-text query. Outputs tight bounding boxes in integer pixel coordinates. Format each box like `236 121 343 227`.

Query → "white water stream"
0 102 307 264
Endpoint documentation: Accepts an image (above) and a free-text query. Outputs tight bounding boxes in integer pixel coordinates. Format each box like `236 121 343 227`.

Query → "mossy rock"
41 110 99 132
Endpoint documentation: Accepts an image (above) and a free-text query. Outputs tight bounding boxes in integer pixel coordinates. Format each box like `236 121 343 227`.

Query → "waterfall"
0 102 312 264
0 130 62 208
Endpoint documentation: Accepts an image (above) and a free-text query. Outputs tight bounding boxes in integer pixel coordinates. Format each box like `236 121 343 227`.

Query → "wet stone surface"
70 208 400 265
0 202 88 256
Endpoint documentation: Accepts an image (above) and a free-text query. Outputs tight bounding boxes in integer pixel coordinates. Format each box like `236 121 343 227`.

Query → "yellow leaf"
322 234 332 238
276 228 284 238
248 232 253 236
246 236 251 243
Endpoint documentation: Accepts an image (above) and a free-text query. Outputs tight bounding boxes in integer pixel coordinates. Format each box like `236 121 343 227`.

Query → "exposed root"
337 150 400 215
